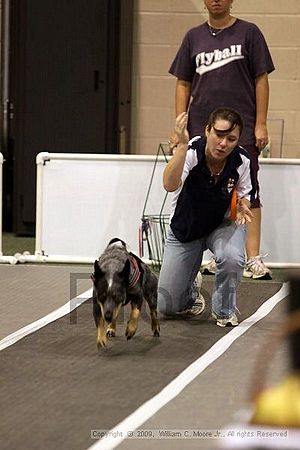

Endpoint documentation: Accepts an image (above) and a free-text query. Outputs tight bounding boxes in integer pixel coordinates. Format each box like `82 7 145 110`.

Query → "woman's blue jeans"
157 220 246 318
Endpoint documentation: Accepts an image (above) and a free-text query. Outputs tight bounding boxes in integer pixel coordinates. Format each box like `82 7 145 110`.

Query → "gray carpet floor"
0 265 290 450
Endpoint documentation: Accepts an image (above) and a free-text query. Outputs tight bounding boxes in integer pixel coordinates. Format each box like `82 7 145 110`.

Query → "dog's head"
92 239 131 323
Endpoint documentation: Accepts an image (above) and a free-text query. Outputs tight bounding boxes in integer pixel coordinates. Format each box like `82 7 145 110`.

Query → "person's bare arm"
163 144 188 191
175 79 191 116
255 73 269 151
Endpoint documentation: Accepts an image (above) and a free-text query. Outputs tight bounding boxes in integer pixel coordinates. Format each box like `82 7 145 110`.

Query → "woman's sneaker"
212 312 238 327
183 296 205 316
201 257 216 275
243 255 272 280
180 272 205 316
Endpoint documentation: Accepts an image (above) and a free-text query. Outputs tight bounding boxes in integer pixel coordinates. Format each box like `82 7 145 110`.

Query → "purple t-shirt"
169 19 275 145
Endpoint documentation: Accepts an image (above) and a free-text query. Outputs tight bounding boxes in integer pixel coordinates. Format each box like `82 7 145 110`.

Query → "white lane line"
0 288 93 351
88 282 289 450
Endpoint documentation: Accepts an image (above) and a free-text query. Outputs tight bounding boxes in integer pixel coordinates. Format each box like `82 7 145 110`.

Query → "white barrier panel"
259 159 300 265
34 153 172 263
33 153 300 267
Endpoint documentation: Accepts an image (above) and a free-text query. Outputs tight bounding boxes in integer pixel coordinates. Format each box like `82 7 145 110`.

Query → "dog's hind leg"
149 308 160 337
144 272 160 336
146 296 160 337
125 304 140 340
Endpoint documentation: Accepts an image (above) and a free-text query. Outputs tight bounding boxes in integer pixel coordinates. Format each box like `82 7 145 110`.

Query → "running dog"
92 238 160 348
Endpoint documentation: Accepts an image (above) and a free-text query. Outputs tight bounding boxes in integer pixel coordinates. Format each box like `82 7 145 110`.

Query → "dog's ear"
120 258 130 284
93 260 104 281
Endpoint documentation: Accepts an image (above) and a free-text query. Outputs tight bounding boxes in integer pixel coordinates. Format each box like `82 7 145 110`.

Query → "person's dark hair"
207 107 244 136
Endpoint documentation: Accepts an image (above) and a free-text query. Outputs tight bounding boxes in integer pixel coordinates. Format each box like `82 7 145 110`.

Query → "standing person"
158 107 255 326
169 0 275 279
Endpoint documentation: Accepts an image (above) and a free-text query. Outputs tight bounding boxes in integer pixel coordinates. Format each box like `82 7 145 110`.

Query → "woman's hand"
236 198 254 225
168 131 179 154
163 113 190 192
174 112 189 145
255 123 268 151
168 112 190 154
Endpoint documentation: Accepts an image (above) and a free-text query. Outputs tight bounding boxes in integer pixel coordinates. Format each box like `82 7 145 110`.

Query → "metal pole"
0 152 3 255
1 0 11 157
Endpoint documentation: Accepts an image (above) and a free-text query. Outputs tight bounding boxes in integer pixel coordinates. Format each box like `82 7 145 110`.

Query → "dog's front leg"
93 299 107 348
106 321 116 338
97 316 107 348
125 304 140 340
106 303 121 338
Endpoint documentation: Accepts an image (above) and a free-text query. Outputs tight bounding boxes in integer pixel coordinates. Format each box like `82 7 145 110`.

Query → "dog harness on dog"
128 254 141 289
91 255 141 291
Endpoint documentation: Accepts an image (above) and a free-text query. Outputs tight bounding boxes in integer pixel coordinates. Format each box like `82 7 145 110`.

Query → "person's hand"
174 112 189 144
236 198 254 225
168 113 190 155
255 123 268 151
168 131 179 154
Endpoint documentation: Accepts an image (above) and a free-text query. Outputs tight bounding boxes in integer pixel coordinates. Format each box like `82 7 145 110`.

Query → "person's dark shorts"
242 144 261 208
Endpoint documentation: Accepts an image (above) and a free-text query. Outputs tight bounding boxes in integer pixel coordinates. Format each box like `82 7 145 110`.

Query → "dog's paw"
125 317 138 340
125 327 136 340
151 319 160 337
96 336 107 348
106 329 115 338
153 328 160 337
